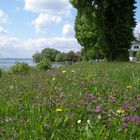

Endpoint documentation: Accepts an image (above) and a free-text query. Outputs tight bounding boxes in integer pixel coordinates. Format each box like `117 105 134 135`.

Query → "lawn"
0 62 140 140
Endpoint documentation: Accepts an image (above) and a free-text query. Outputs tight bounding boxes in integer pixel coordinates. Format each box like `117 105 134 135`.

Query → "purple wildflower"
109 110 114 113
123 115 140 124
11 118 16 122
94 105 102 113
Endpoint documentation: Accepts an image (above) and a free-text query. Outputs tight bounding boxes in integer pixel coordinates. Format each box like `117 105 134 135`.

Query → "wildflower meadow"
0 62 140 139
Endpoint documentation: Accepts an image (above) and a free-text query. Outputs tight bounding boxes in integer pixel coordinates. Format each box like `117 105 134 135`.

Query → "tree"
70 0 98 61
41 48 60 62
55 53 64 62
32 51 42 63
96 0 136 61
64 51 78 62
70 0 136 61
81 48 94 60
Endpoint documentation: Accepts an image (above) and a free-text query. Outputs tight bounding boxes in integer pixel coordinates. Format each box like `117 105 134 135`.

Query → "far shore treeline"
32 47 106 65
32 48 82 64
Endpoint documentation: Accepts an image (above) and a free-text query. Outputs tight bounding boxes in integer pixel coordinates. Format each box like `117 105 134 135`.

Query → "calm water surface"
0 58 35 70
0 58 65 70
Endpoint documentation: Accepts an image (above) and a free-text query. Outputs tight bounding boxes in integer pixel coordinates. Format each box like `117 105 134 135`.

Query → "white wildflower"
87 119 90 124
77 119 81 124
98 115 101 119
9 85 14 90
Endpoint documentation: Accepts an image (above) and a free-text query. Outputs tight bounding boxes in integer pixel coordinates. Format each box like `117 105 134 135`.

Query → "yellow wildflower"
127 85 132 89
56 108 62 112
52 77 56 81
117 109 124 114
62 70 66 73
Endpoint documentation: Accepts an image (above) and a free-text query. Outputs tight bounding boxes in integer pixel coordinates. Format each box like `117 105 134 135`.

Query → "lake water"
0 58 35 70
0 58 65 70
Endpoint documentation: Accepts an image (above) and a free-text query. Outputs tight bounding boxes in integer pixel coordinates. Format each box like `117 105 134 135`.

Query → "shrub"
0 69 2 77
37 60 51 70
10 62 31 74
136 51 140 61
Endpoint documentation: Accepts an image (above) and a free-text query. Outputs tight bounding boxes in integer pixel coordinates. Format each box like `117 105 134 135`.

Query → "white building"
128 42 140 62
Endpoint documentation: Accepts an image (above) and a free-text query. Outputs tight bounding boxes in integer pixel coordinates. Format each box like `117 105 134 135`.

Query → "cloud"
0 34 81 58
0 9 8 24
24 0 72 15
0 36 18 47
134 22 140 37
24 0 74 34
32 13 62 34
62 24 74 36
0 26 8 34
0 35 20 58
23 37 81 53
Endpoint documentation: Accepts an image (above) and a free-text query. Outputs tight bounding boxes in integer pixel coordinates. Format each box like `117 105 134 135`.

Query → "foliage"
10 62 31 74
55 53 64 62
72 0 97 60
136 51 140 61
33 48 82 63
63 51 78 62
70 0 136 61
32 51 42 63
36 60 51 70
41 48 60 62
1 62 140 139
97 0 136 61
81 47 104 61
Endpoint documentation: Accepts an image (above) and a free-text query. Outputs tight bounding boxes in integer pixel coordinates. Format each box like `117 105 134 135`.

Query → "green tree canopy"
55 53 64 62
32 51 42 63
70 0 136 61
41 48 60 62
70 0 98 61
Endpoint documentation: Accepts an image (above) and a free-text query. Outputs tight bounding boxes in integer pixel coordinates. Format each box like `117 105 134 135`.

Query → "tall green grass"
0 62 140 139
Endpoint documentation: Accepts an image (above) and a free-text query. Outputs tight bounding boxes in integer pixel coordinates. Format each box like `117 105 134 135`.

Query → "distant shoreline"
0 58 34 70
0 58 32 60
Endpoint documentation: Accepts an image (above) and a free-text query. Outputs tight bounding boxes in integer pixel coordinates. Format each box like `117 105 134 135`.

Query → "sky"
0 0 140 58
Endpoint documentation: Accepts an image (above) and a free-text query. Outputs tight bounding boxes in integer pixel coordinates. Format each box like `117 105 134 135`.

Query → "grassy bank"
0 62 140 139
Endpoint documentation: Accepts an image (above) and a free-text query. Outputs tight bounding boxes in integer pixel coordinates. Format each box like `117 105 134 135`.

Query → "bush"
0 69 2 77
37 60 51 70
10 62 31 74
136 51 140 61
